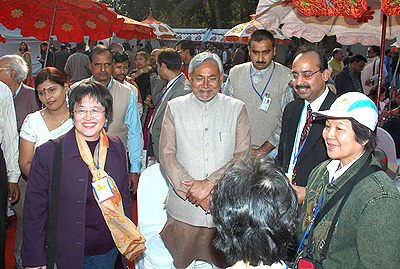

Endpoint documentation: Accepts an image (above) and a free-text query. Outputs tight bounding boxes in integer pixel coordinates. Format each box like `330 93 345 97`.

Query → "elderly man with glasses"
275 47 337 204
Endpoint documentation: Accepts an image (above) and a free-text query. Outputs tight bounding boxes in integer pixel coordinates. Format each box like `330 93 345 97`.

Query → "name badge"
259 94 271 112
92 176 114 203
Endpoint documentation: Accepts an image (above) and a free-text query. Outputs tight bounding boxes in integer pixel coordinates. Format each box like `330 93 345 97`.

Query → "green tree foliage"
100 0 258 28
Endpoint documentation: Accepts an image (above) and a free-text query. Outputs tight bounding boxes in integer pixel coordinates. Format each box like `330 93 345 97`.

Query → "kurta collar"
190 92 222 110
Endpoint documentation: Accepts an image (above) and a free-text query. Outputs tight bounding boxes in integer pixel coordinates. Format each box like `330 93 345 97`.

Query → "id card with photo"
259 94 271 112
92 176 114 203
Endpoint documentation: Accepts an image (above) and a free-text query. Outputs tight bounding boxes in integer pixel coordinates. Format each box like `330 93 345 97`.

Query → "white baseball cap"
313 92 378 131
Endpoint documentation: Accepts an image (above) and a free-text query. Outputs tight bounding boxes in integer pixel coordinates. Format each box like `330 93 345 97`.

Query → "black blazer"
275 90 336 187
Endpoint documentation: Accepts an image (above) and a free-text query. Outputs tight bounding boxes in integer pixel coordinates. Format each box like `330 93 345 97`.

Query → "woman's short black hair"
69 81 113 120
349 118 377 152
210 157 299 266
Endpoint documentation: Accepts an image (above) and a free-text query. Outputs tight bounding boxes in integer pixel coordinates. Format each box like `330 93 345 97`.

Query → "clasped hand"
182 179 214 211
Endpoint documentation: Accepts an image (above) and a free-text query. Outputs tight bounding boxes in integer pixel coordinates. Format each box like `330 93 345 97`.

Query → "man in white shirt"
361 45 387 95
0 81 20 267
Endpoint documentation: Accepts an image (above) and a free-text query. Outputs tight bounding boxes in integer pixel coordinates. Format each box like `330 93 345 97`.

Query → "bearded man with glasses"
275 47 337 205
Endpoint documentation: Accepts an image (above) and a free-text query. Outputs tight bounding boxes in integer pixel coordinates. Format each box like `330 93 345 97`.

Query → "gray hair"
188 52 223 76
0 55 28 83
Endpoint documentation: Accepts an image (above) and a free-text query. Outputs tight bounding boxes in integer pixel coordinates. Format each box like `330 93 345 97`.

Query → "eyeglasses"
74 108 105 117
291 69 323 80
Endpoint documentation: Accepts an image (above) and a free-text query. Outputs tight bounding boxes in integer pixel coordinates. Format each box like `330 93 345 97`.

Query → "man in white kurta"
159 52 250 269
361 45 388 95
0 81 20 267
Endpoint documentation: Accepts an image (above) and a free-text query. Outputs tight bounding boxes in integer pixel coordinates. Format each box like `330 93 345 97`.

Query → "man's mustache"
256 61 266 64
295 85 311 90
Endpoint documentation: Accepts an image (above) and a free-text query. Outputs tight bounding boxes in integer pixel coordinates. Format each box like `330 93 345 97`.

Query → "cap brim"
312 110 352 119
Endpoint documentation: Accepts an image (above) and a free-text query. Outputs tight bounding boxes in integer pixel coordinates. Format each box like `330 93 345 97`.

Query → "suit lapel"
297 91 336 161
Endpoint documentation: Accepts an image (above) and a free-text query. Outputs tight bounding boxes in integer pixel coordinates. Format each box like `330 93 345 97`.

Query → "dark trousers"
0 147 8 269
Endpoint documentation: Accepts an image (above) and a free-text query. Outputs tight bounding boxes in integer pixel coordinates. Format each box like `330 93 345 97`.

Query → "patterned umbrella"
141 9 176 39
257 0 400 108
115 14 156 40
256 0 400 46
224 17 291 44
0 0 122 42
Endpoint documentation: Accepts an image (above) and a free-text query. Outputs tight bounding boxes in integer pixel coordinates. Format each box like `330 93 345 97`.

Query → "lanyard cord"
290 103 309 171
155 73 184 108
92 136 101 170
296 192 325 253
250 62 275 101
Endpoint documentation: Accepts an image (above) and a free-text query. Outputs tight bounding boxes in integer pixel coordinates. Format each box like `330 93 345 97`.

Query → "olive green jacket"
295 151 400 268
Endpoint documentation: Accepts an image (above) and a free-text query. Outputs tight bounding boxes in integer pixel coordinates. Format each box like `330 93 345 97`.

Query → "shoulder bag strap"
318 165 380 261
46 139 62 269
372 59 378 86
305 155 380 261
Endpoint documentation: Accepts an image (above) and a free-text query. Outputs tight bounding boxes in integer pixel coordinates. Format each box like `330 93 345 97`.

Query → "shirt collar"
89 76 113 89
250 61 273 76
367 55 379 64
13 83 23 99
304 86 329 112
326 153 363 183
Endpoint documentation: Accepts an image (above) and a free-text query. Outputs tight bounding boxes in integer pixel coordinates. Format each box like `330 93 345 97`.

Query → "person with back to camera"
210 157 299 268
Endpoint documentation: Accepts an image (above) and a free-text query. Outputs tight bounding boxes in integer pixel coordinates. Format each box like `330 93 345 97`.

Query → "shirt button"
205 142 209 146
77 200 83 203
205 157 209 161
205 173 209 177
204 112 208 117
78 178 84 182
205 128 208 131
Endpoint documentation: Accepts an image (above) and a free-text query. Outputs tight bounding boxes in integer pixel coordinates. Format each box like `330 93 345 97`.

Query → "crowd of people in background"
0 28 399 269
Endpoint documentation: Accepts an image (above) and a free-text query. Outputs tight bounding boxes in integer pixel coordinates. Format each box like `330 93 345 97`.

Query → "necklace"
41 107 69 126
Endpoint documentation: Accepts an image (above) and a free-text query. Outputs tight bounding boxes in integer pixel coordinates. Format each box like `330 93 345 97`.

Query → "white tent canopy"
0 24 43 75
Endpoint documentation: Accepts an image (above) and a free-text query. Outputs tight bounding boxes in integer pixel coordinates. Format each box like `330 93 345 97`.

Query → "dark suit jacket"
275 90 336 187
333 66 361 96
148 74 190 159
14 84 40 132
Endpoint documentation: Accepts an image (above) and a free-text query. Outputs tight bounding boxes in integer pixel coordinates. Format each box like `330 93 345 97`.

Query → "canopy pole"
377 14 387 112
45 0 59 68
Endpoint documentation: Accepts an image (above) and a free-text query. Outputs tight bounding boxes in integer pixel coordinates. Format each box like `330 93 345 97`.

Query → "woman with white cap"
294 92 400 268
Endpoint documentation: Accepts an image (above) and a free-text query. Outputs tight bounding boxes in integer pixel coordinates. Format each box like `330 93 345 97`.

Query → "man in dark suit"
276 47 336 204
148 49 191 160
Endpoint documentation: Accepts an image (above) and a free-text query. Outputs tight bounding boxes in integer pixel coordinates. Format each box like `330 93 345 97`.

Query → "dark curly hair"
210 157 299 266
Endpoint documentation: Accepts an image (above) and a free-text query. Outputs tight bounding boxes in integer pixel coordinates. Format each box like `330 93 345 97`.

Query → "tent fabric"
173 28 230 42
0 24 42 75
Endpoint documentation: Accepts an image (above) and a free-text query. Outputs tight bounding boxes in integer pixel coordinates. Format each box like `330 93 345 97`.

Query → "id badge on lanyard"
250 62 275 112
92 176 115 203
260 92 272 112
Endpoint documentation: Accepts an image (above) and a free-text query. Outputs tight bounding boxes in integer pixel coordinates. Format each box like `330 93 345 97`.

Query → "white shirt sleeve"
0 82 20 183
